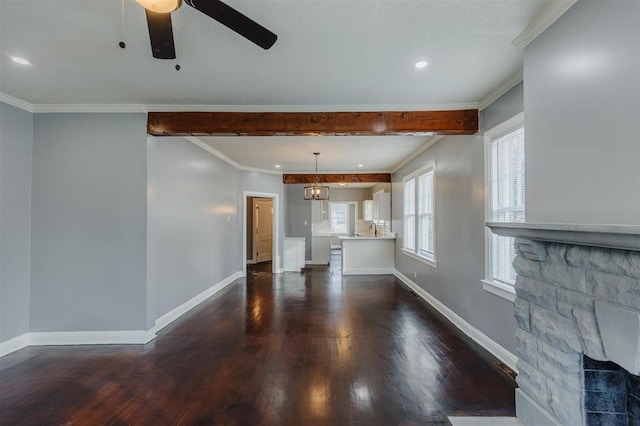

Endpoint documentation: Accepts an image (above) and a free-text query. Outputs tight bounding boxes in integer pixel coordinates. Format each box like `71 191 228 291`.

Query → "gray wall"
524 0 640 225
393 84 524 355
286 184 312 260
0 102 33 342
240 171 286 270
148 137 242 319
30 114 148 332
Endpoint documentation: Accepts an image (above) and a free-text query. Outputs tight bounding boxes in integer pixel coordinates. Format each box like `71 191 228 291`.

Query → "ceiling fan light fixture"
136 0 181 13
303 153 330 201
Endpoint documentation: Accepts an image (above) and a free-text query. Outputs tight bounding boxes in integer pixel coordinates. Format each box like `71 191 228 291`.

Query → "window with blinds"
330 202 349 234
403 164 435 264
489 124 525 285
403 178 416 251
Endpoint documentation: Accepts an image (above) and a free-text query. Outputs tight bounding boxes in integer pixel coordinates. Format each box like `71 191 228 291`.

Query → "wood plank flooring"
0 255 515 425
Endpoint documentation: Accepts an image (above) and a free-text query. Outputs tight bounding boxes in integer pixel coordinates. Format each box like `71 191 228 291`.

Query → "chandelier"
303 153 330 200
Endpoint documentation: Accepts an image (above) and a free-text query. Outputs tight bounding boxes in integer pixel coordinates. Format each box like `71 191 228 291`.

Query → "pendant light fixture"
135 0 181 13
304 153 330 200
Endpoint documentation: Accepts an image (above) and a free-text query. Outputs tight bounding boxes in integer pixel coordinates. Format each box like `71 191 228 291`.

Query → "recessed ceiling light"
358 164 364 168
10 56 30 65
275 164 281 168
415 60 428 69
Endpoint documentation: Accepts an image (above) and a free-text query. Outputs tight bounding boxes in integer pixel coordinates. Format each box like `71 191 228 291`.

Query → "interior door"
253 198 273 263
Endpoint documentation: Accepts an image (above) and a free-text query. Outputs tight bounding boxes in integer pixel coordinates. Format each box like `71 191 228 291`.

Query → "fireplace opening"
583 355 640 425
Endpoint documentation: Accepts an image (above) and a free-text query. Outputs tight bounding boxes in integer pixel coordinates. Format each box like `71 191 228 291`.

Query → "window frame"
328 201 358 235
482 112 524 302
402 162 436 268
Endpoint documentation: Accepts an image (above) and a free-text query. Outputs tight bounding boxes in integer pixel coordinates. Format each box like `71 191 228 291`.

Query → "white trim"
185 137 283 176
0 271 243 357
144 103 479 112
484 112 525 140
246 259 257 265
152 271 242 333
0 93 33 112
275 268 285 274
394 269 518 372
243 191 280 275
482 279 517 303
401 162 437 265
478 69 523 111
342 267 395 275
28 330 156 346
484 112 525 293
0 93 478 114
32 104 146 114
401 248 437 269
512 0 577 48
0 334 29 357
391 136 445 173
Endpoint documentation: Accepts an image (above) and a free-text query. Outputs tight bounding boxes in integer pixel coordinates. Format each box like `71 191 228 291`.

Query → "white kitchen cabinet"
283 238 306 271
373 192 391 221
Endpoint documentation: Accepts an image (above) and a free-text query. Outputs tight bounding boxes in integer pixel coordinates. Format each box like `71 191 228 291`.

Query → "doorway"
243 191 279 275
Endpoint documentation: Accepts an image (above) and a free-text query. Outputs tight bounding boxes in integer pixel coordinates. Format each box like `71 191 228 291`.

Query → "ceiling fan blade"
145 9 177 59
185 0 277 49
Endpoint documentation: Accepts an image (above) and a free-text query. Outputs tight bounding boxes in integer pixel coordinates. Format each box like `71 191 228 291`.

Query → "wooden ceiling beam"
283 174 391 184
146 110 478 136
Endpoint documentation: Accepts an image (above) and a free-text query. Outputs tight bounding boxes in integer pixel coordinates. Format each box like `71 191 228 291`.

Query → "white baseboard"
0 333 29 357
152 271 243 333
394 269 518 372
342 268 395 275
28 330 155 346
0 271 243 358
246 259 257 265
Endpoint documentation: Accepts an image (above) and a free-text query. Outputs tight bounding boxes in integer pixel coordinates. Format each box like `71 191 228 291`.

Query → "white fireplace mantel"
486 222 640 252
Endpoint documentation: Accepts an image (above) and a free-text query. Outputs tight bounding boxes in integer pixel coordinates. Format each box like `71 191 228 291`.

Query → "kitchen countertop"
340 233 396 240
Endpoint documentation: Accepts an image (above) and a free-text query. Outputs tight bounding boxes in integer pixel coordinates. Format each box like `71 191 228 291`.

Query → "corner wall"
148 137 242 320
0 102 33 343
393 83 524 358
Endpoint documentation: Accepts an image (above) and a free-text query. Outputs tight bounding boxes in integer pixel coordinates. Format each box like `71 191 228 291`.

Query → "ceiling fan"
134 0 277 60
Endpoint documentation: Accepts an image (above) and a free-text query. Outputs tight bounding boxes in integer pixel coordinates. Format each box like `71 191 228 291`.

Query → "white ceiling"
0 0 567 173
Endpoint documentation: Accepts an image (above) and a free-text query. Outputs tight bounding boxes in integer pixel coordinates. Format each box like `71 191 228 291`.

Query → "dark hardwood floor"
0 252 515 425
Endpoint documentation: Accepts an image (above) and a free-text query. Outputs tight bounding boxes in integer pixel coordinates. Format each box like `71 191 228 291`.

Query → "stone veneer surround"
487 223 640 426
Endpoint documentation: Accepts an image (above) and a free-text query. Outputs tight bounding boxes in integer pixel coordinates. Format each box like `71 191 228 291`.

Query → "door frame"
243 191 279 275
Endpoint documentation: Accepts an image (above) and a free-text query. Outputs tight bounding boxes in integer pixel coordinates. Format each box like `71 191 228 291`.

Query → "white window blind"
330 203 349 234
403 178 416 251
490 125 525 285
417 170 434 258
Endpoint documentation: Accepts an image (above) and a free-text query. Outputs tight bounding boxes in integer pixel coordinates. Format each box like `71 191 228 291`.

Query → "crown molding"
0 93 33 112
478 69 523 111
32 104 147 113
391 135 445 173
1 93 479 114
512 0 578 49
144 102 478 113
184 136 283 175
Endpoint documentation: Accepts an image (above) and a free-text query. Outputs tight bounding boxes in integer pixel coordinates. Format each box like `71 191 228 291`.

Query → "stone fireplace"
488 223 640 426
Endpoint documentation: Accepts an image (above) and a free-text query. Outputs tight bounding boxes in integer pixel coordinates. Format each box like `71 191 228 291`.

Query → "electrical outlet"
413 271 417 279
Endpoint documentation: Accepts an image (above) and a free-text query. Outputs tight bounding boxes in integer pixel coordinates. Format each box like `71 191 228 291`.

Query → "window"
330 202 349 234
403 164 435 266
484 113 525 301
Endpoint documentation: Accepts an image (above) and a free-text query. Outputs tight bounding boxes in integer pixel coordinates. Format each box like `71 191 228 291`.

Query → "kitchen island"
340 234 396 275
